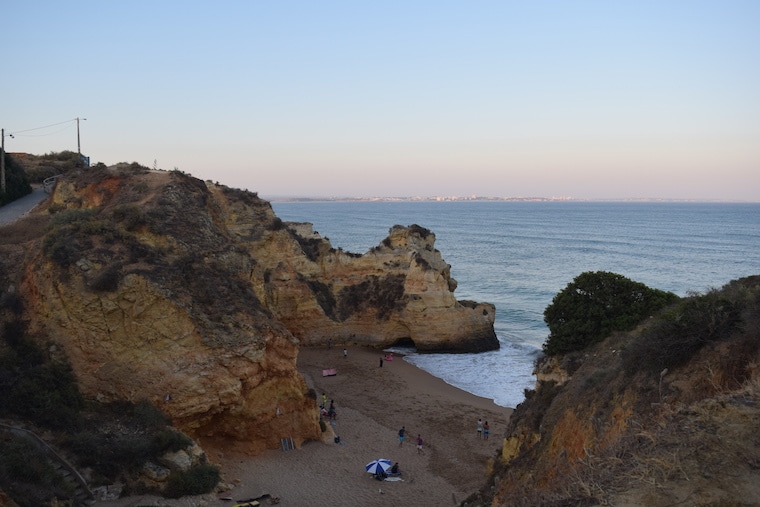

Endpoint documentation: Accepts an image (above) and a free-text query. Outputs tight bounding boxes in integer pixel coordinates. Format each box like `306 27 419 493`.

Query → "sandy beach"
96 345 512 507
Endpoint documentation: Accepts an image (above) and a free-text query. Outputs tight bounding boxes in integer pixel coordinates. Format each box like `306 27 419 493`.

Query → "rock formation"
0 165 498 452
470 276 760 507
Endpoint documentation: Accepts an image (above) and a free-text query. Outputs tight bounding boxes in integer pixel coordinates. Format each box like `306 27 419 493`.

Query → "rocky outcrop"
209 183 498 352
3 167 498 453
472 277 760 507
243 220 498 353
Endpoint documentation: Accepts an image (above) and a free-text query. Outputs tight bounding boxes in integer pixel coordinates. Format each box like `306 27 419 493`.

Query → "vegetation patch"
0 319 84 430
164 464 220 498
9 151 86 184
542 271 678 356
0 153 32 205
622 277 760 377
291 231 324 262
0 435 73 507
306 279 337 320
337 274 406 321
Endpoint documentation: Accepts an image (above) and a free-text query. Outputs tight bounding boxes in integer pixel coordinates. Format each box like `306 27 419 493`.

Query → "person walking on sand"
343 347 347 359
483 421 490 440
328 400 336 420
417 434 424 455
379 356 383 367
398 426 406 447
477 418 483 439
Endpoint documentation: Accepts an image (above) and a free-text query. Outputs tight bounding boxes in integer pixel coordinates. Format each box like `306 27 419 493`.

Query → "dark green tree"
542 271 678 356
0 153 33 206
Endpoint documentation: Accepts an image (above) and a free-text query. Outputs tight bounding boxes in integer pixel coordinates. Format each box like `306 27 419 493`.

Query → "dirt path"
0 187 49 225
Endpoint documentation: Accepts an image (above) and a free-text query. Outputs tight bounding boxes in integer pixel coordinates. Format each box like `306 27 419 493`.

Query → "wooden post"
1 128 6 194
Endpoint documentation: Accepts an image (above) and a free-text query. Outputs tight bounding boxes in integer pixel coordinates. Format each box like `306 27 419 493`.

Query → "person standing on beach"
321 393 327 408
477 418 483 439
398 426 406 447
343 348 347 359
417 434 424 455
483 421 490 440
379 356 383 367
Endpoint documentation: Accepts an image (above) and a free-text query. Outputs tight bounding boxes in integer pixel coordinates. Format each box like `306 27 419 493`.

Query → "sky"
2 1 759 201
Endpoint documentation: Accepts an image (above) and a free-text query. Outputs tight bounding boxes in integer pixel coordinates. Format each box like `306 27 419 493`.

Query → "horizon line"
262 195 760 204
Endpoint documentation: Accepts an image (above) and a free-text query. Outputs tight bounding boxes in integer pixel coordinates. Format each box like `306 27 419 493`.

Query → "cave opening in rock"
389 337 415 349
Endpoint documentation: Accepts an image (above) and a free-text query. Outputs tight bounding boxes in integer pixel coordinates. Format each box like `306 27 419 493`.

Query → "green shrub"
268 217 285 231
0 436 72 507
66 430 153 478
221 185 259 205
542 271 679 356
42 227 92 267
0 321 83 430
291 232 323 261
0 154 32 205
62 400 182 480
337 274 406 321
19 151 82 184
134 398 171 428
623 288 746 375
5 360 84 430
152 429 193 454
164 464 220 498
111 204 145 231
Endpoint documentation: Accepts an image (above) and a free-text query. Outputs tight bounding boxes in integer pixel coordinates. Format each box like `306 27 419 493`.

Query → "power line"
10 124 74 138
8 118 79 136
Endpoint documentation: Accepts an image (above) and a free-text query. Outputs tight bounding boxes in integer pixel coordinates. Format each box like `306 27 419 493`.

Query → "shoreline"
96 345 512 507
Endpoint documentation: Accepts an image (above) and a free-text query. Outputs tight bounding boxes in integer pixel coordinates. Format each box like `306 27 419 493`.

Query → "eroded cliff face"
3 166 498 452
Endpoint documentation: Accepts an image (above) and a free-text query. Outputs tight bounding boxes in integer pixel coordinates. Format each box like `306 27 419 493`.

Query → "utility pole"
1 128 5 194
76 117 86 156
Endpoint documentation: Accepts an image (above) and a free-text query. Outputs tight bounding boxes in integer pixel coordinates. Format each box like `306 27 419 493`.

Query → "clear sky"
2 1 759 200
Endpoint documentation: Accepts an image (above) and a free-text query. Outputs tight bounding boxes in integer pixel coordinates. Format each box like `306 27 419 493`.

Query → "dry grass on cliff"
0 213 50 245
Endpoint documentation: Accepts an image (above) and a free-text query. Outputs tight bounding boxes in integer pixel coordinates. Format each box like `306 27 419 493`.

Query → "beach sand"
96 345 512 507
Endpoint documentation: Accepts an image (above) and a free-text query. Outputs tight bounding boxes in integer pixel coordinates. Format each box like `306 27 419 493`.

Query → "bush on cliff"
164 464 220 498
0 153 33 206
0 436 74 507
0 319 84 430
337 274 406 321
622 277 760 376
11 151 84 184
542 271 678 356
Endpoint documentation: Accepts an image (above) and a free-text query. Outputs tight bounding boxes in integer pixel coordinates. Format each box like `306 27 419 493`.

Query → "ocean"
270 201 760 408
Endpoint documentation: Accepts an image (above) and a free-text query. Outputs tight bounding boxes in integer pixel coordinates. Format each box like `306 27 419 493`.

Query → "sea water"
270 201 760 408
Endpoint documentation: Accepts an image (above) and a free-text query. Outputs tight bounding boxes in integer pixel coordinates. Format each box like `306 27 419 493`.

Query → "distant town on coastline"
266 195 741 203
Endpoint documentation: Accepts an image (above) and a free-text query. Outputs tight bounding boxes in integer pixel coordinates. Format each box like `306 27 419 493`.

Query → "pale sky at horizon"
2 1 759 201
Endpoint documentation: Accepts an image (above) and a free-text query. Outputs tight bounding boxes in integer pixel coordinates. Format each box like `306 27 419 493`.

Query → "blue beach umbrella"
365 458 392 474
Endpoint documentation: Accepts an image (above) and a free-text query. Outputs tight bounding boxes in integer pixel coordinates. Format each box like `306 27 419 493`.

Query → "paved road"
0 187 49 226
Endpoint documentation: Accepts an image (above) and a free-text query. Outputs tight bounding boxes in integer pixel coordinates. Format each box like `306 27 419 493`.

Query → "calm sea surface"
270 201 760 408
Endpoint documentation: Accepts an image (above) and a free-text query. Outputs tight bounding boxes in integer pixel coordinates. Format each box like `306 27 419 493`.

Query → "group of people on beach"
320 393 337 421
476 418 490 440
397 425 425 454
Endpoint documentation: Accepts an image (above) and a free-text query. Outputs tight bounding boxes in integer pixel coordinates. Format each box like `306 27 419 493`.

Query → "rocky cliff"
0 165 497 451
470 276 760 507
